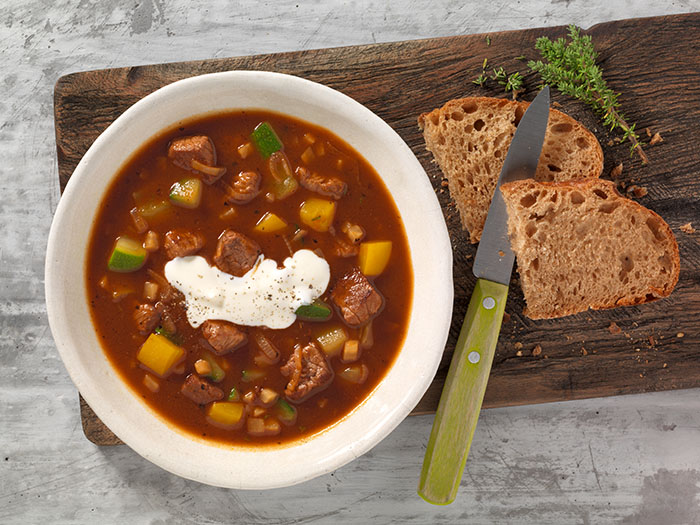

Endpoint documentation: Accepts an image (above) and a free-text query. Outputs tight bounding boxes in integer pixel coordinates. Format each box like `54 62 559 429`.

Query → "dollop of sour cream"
164 249 330 330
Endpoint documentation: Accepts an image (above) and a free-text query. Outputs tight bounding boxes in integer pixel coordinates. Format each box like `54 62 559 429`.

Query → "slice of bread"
418 97 604 243
500 179 680 319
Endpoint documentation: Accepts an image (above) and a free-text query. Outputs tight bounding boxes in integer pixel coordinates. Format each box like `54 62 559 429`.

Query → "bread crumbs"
650 132 663 145
610 162 623 179
608 322 622 334
516 350 523 357
514 342 523 350
532 344 542 356
627 185 648 198
677 332 685 338
679 222 696 234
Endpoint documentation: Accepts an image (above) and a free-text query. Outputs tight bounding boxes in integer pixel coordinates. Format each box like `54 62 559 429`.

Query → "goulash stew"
86 110 413 444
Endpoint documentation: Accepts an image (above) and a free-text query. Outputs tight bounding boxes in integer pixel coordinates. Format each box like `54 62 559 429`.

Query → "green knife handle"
418 278 508 505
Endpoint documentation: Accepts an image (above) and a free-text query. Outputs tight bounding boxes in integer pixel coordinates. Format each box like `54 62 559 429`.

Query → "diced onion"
219 207 237 220
130 207 148 234
247 417 266 436
342 222 366 244
142 374 160 393
143 230 159 252
301 146 315 165
259 388 279 406
339 364 369 384
190 159 226 178
237 142 254 159
143 281 159 302
265 418 281 435
360 321 374 350
253 333 280 364
342 340 361 363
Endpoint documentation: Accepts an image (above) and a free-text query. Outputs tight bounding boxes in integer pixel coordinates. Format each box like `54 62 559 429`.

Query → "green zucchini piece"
275 399 298 425
241 368 266 383
250 121 283 158
169 178 202 209
227 386 240 402
138 199 171 218
295 299 332 321
108 236 147 273
202 352 225 382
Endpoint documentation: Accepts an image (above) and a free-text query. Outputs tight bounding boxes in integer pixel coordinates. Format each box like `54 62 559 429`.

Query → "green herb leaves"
528 25 647 163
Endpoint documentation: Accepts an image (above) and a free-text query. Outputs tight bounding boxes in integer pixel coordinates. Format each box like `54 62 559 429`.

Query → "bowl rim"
45 70 453 489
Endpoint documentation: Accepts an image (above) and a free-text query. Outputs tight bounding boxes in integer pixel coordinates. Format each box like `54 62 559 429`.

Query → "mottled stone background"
2 1 699 523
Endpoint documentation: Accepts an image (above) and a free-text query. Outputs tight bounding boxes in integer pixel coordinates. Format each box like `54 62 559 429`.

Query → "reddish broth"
86 110 413 445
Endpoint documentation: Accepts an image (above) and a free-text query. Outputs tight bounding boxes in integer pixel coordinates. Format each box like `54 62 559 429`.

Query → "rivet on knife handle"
418 278 508 505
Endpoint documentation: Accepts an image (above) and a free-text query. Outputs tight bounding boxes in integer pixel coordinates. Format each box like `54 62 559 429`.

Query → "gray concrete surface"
1 1 699 523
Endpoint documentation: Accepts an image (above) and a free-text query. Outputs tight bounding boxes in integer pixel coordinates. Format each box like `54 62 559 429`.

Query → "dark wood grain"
55 13 700 445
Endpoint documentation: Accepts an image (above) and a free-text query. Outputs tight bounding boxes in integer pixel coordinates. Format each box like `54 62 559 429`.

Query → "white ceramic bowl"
45 71 453 489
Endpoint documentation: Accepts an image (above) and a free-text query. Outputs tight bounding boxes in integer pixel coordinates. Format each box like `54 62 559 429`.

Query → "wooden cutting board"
54 13 700 445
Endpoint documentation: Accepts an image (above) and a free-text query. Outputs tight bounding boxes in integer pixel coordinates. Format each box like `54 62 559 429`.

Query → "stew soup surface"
86 110 413 445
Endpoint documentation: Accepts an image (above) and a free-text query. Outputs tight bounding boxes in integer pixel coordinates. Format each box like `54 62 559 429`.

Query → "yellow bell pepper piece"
254 211 288 233
358 240 393 276
136 333 185 377
299 198 336 232
207 401 245 428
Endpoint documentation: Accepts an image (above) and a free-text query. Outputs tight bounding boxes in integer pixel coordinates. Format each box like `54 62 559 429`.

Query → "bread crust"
419 97 604 243
500 178 680 319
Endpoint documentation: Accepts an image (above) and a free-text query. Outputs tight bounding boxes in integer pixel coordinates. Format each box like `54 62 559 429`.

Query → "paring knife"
418 86 550 505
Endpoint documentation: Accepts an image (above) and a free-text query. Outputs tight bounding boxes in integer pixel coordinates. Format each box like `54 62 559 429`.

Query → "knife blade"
418 86 550 505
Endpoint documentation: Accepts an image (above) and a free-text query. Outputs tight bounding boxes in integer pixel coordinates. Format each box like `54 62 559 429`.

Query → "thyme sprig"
528 25 647 163
472 64 523 94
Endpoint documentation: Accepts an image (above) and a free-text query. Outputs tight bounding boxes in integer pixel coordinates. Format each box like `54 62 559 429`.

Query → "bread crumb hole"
593 189 608 199
549 192 558 203
576 137 590 149
513 105 524 125
474 119 485 131
464 124 473 133
532 257 539 271
519 193 538 208
599 201 619 214
547 164 562 173
451 111 464 122
429 114 439 126
621 254 634 272
494 150 501 158
658 253 671 273
525 223 537 237
437 134 446 146
646 217 665 241
462 102 478 114
551 123 573 133
570 191 585 204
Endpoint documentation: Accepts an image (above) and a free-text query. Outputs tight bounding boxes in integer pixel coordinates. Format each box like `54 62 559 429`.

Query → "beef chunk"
134 303 162 335
280 342 333 402
213 229 261 276
181 374 224 405
168 135 216 171
332 238 359 258
201 320 247 355
296 166 347 200
331 268 384 327
225 171 261 204
163 229 205 259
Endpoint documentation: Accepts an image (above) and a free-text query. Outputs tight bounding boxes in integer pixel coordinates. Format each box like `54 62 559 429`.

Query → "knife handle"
418 278 508 505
